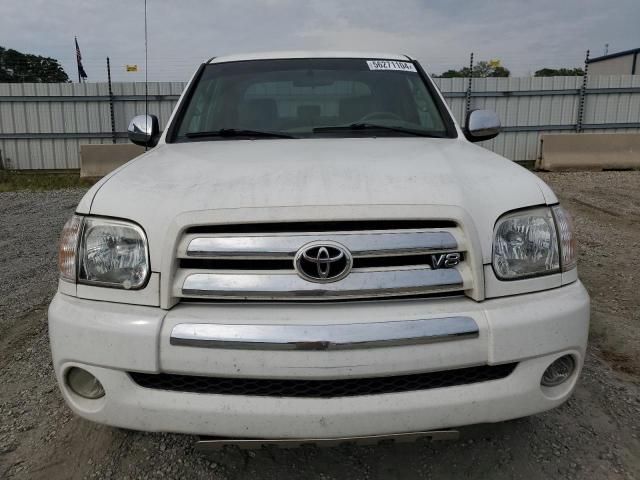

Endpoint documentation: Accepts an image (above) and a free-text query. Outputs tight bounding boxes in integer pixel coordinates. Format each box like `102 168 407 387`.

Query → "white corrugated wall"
0 82 185 170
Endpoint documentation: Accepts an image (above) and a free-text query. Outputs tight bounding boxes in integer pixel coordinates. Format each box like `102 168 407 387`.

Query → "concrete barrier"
80 144 145 178
537 133 640 171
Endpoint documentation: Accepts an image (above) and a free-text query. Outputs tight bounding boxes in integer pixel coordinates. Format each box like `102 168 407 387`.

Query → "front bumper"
48 281 590 438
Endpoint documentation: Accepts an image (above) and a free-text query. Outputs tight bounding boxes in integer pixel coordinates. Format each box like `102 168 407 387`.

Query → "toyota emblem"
294 242 353 283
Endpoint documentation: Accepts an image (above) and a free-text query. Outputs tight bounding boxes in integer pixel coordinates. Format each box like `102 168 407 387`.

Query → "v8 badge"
430 252 461 269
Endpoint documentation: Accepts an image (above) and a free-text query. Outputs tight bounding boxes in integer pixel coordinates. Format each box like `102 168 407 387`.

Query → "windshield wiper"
313 123 445 138
185 128 296 139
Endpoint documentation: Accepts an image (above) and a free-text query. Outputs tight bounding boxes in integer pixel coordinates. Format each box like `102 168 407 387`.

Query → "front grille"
129 363 517 398
173 221 472 301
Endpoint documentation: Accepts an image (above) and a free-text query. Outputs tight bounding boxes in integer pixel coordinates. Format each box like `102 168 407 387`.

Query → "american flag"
75 37 88 81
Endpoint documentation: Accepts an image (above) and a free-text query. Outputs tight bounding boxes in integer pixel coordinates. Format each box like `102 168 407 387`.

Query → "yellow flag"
125 65 138 72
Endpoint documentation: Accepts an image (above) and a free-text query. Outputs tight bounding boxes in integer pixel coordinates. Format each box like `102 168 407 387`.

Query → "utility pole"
144 0 149 151
576 50 590 133
107 57 116 144
465 52 474 125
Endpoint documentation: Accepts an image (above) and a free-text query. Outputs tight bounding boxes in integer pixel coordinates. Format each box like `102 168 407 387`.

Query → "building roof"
209 51 411 64
587 47 640 64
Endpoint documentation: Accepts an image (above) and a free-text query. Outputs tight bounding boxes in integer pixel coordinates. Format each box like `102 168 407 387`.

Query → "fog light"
541 355 575 387
66 367 105 399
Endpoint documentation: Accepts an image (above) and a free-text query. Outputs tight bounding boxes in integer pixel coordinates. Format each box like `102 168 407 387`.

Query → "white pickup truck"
49 51 589 446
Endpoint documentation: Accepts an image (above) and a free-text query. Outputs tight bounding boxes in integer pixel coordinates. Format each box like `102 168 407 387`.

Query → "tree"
0 46 69 83
438 59 510 78
534 67 584 77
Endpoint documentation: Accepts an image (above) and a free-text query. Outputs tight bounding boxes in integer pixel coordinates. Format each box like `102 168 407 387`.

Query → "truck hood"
83 138 556 264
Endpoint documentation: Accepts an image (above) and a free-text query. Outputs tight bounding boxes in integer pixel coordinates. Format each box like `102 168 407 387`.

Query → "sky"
1 0 639 82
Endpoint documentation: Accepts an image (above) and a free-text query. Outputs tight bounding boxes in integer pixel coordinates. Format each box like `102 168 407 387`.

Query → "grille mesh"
129 363 517 398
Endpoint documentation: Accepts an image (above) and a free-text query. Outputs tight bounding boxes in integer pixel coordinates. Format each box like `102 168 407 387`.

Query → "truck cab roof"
208 51 412 64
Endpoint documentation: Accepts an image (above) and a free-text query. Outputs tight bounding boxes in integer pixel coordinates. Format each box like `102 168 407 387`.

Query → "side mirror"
128 114 160 147
465 109 501 142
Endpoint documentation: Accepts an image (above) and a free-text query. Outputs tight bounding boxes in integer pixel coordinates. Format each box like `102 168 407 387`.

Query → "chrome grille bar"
184 231 458 259
180 268 463 300
170 317 479 350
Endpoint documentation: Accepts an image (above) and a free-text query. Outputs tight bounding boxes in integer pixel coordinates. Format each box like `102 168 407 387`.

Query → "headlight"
79 217 150 289
492 206 577 280
493 207 560 280
58 215 150 289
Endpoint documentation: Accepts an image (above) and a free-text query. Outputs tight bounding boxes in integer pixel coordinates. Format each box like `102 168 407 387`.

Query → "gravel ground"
1 172 639 479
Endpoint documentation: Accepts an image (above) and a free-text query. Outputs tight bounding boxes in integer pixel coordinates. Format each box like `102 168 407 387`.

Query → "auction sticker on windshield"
367 60 417 72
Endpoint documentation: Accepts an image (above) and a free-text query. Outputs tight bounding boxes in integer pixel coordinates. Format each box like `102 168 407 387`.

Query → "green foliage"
0 46 69 83
438 60 510 78
534 67 584 77
438 69 467 78
0 171 92 192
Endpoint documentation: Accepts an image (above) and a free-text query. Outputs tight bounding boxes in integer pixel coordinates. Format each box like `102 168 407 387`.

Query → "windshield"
171 58 454 141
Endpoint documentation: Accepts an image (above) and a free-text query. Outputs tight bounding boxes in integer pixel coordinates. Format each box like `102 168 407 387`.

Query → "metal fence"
0 82 183 170
1 75 639 170
436 75 640 161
